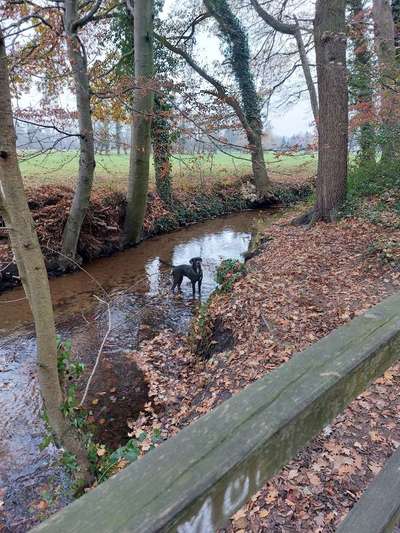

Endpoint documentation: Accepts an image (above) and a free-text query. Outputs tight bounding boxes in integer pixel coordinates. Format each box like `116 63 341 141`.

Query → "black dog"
160 257 203 296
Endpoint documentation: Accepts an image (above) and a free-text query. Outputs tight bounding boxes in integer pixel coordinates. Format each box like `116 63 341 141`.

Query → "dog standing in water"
160 257 203 297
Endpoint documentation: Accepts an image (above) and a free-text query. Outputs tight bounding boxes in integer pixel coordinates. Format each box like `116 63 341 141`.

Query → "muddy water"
0 209 282 529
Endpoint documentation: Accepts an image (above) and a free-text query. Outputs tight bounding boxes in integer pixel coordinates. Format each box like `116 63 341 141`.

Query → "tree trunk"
115 121 121 155
0 28 91 486
203 0 272 198
349 0 376 163
393 0 400 60
124 0 154 245
373 0 399 163
314 0 348 221
152 95 173 205
103 120 110 155
294 26 319 123
62 0 95 264
249 133 270 196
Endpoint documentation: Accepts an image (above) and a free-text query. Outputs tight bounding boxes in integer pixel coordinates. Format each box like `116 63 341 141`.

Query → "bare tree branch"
73 0 102 30
154 31 254 135
15 117 81 138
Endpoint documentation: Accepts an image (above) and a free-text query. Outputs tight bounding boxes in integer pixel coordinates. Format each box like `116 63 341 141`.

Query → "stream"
0 209 282 530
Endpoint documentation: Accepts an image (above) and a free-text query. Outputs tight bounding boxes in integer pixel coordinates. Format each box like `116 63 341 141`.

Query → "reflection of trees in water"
146 258 161 296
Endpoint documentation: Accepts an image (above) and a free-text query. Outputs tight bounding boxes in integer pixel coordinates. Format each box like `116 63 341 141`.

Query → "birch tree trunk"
373 0 399 163
314 0 348 221
62 0 96 264
0 28 91 485
124 0 154 245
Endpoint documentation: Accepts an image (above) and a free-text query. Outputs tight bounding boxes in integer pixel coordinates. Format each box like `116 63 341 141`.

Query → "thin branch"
155 32 254 136
175 12 210 44
43 245 108 296
79 294 112 407
72 0 102 30
90 2 119 24
15 117 81 138
90 48 134 81
0 296 28 304
249 0 297 35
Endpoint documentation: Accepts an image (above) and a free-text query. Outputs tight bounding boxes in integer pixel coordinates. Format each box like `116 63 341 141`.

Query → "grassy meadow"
19 150 316 191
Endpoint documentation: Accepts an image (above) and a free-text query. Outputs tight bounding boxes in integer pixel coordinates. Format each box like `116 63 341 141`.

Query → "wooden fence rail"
34 293 400 533
337 445 400 533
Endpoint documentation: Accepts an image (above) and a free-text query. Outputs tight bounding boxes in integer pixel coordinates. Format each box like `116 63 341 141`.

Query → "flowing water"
0 209 283 530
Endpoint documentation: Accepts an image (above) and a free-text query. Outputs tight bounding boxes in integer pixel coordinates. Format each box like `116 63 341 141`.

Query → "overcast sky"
18 0 314 137
269 101 312 136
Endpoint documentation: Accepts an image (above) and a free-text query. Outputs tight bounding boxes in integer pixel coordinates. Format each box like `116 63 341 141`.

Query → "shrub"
215 258 246 293
341 158 400 218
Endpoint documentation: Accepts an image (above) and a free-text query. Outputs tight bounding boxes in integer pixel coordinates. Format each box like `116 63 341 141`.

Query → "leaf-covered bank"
0 177 310 292
123 205 400 532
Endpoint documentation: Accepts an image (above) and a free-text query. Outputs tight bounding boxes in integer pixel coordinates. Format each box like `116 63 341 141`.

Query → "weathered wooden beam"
337 446 400 533
33 293 400 533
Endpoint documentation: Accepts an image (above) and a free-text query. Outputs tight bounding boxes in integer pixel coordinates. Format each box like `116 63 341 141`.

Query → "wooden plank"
33 293 400 533
337 446 400 533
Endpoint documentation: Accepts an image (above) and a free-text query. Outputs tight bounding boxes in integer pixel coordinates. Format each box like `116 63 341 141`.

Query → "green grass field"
19 150 316 191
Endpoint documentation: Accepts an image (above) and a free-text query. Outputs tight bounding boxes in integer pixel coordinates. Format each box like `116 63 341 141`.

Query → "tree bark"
314 0 348 221
203 0 272 198
124 0 154 245
62 0 96 264
152 95 173 205
0 28 91 485
373 0 399 163
349 0 376 163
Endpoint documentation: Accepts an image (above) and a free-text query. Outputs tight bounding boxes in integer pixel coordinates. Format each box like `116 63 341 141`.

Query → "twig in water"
79 294 112 407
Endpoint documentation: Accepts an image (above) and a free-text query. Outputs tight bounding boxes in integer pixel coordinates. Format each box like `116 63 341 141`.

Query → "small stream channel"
0 209 283 530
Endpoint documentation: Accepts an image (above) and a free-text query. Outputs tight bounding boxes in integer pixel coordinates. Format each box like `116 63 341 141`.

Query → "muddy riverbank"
0 208 286 531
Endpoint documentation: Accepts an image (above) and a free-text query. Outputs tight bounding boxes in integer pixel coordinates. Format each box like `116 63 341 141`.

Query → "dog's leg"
172 270 180 292
177 273 184 292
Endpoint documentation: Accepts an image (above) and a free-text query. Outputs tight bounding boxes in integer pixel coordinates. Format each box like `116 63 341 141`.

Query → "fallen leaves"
5 206 398 532
96 446 107 457
120 213 400 532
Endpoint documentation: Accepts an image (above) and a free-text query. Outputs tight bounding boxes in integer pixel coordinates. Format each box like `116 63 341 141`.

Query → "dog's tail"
159 258 174 268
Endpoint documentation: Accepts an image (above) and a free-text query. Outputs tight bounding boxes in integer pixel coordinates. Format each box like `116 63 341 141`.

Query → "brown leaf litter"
127 213 400 532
